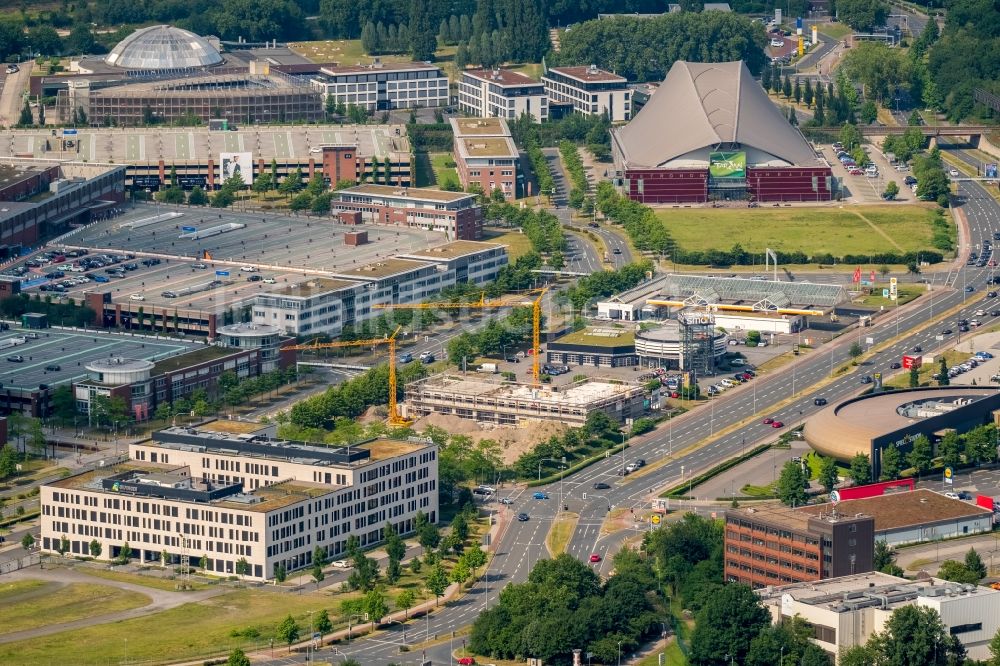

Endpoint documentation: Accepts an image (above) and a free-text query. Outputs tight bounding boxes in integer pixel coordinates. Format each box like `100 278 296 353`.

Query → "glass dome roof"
105 25 223 70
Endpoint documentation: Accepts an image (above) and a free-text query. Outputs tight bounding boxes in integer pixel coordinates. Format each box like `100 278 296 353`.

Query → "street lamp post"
617 641 623 666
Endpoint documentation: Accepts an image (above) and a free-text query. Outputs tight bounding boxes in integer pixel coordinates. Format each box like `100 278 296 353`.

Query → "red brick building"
449 117 521 199
331 184 483 240
724 505 874 589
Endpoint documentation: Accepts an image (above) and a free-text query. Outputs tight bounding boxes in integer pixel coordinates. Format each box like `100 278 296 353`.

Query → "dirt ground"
412 413 568 464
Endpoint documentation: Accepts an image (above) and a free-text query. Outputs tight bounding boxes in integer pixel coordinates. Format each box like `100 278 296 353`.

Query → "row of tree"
563 260 653 310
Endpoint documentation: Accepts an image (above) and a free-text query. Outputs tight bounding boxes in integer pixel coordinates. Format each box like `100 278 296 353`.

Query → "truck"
478 363 499 373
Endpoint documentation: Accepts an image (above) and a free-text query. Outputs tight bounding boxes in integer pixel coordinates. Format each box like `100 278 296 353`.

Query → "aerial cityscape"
0 0 999 664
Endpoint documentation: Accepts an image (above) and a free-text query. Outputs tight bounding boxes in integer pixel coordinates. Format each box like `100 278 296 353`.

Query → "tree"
866 604 960 666
397 589 416 618
18 100 32 127
884 180 899 200
187 187 208 206
21 533 34 550
849 341 864 361
938 358 950 386
235 557 250 579
761 66 771 92
909 364 920 387
804 78 814 107
990 625 1000 666
782 74 792 99
788 107 798 126
939 431 962 469
226 648 252 666
874 540 896 570
315 608 332 636
57 534 70 556
276 614 300 649
211 189 234 208
690 583 770 666
427 562 449 604
409 0 437 61
965 547 987 579
274 563 287 583
311 192 333 215
118 542 132 564
312 564 325 586
289 192 314 211
907 434 933 478
89 539 102 558
66 23 100 54
363 589 388 629
818 456 839 494
938 559 981 584
793 78 802 103
777 460 809 507
836 0 890 32
880 445 902 480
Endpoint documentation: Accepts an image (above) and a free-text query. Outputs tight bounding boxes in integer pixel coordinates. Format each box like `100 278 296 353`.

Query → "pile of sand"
412 413 568 464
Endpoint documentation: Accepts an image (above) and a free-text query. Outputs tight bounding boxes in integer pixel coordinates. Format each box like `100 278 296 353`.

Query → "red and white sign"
902 355 923 369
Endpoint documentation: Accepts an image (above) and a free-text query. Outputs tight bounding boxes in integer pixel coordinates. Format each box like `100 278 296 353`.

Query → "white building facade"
542 65 631 122
41 426 439 581
310 61 449 111
459 69 548 122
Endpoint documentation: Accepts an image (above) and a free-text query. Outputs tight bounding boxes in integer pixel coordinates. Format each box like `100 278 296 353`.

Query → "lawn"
288 40 460 77
0 579 47 600
431 152 462 190
0 582 150 636
545 512 579 557
856 283 924 307
884 349 970 388
656 205 943 258
482 228 534 259
80 567 211 592
818 22 853 40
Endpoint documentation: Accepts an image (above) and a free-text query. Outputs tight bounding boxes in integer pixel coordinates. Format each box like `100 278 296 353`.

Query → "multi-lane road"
291 151 1000 665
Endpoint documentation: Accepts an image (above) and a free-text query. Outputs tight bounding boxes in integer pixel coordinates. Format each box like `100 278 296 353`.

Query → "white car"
770 39 785 47
129 294 145 301
944 492 960 500
949 169 959 177
240 266 256 272
332 560 351 569
263 277 277 284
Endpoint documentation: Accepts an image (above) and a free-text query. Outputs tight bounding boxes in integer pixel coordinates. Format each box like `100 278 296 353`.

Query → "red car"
771 421 784 428
589 553 602 563
670 391 680 398
762 417 774 424
458 658 476 665
849 168 863 175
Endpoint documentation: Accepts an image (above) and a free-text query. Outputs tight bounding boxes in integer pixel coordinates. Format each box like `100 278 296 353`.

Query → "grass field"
0 579 47 600
0 582 149 636
545 512 579 557
884 349 970 388
482 228 534 259
818 22 853 40
431 152 461 190
856 283 924 307
0 588 356 665
656 205 943 258
80 567 211 592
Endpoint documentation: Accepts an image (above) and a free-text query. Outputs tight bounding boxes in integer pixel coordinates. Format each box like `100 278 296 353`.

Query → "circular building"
217 323 281 372
635 320 727 370
105 25 223 70
804 386 1000 475
85 357 155 385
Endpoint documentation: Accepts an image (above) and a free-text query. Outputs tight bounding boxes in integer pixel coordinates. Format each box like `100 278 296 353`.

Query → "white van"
865 166 878 177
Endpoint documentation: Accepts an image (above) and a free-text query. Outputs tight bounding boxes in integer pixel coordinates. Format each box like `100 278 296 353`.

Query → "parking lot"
820 144 915 204
0 328 202 390
5 203 445 314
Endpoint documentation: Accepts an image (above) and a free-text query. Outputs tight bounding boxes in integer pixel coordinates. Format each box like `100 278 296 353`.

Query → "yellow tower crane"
374 287 549 385
282 325 410 426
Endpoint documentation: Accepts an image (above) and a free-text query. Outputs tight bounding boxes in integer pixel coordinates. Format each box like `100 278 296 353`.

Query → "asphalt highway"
264 153 1000 666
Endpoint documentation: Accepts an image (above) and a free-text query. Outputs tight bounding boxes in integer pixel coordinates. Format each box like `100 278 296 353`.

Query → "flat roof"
464 68 541 87
400 240 505 261
266 277 360 298
0 328 202 390
797 489 992 532
320 61 442 76
548 66 627 83
728 503 817 532
197 420 269 435
450 117 511 136
339 184 476 203
555 327 636 348
216 481 334 513
358 438 428 461
48 461 174 490
335 257 434 280
150 345 241 376
457 136 518 159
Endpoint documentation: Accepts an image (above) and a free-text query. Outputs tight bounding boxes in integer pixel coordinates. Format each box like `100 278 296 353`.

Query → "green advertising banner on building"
709 151 747 179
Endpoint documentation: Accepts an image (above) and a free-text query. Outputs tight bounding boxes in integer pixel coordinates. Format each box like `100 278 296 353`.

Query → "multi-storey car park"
40 422 439 580
0 205 507 339
0 125 412 191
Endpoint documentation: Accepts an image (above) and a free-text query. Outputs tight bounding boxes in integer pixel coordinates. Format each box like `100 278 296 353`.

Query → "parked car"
332 560 351 569
398 352 413 363
129 294 145 301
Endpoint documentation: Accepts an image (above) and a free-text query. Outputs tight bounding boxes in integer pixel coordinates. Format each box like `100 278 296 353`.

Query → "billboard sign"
987 163 998 179
63 128 77 136
889 277 898 297
902 355 923 369
709 151 746 179
219 152 253 187
215 270 230 277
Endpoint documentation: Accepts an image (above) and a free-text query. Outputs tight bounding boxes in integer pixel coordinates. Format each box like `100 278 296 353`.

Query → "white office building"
252 241 508 337
41 423 439 581
310 60 449 112
459 69 548 122
758 572 1000 662
542 65 631 122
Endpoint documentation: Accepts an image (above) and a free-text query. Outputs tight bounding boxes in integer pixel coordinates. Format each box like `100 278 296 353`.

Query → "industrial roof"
612 60 818 168
105 25 223 70
658 274 845 308
319 61 442 76
797 489 992 532
399 240 505 261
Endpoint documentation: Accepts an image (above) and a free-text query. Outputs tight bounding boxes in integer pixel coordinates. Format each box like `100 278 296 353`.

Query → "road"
0 62 31 128
259 149 1000 665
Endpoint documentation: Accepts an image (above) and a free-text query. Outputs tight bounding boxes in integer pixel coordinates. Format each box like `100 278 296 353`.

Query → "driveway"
0 62 32 128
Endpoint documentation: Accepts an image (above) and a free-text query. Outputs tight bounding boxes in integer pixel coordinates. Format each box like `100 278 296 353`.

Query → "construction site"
403 374 647 427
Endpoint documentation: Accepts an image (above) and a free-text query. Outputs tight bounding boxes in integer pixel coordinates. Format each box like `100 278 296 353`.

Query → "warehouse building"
541 65 632 122
404 374 646 426
611 60 833 203
459 69 548 122
40 423 439 581
449 117 521 199
310 60 449 111
331 185 483 240
724 504 875 589
757 572 1000 661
